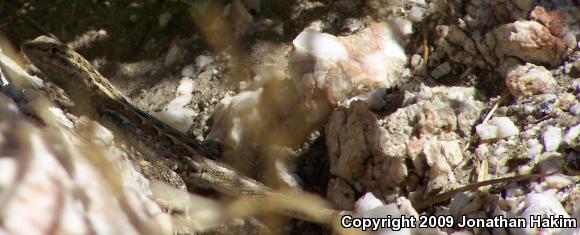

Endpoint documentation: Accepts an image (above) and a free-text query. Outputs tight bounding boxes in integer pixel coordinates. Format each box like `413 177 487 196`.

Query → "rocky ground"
0 0 578 234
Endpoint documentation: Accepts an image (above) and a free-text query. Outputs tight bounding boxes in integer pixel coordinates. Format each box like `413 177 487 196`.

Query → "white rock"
569 103 580 116
489 117 519 138
353 192 384 213
542 126 562 152
291 22 407 104
542 174 574 189
563 32 577 49
180 64 195 77
509 191 571 235
49 106 74 129
408 5 427 22
154 108 196 134
292 29 349 62
195 55 214 70
353 193 414 235
153 78 197 133
476 123 499 140
526 138 543 157
564 124 580 147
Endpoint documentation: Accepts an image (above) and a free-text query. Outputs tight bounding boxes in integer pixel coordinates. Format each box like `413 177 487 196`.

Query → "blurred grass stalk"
182 0 247 88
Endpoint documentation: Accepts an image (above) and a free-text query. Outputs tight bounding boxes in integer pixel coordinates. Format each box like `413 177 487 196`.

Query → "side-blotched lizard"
22 35 273 197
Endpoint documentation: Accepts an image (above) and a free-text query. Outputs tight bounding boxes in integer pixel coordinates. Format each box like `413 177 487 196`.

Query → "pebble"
195 55 214 70
570 103 580 116
164 44 180 66
476 123 499 140
564 124 580 147
510 192 572 235
410 54 423 68
354 192 384 213
180 64 195 77
158 12 172 28
293 29 349 62
408 5 427 22
431 61 451 79
542 126 562 152
526 138 543 157
476 117 520 140
505 63 555 97
489 117 519 138
492 21 566 67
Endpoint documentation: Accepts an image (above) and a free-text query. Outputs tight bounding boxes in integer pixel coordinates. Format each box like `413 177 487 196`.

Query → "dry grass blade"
413 170 561 210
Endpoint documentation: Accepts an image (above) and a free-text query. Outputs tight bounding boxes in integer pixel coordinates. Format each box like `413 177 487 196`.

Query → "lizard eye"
49 47 59 55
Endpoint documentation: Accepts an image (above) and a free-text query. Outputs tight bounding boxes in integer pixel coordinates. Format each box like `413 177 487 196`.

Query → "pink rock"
505 63 556 97
492 21 566 66
530 6 572 38
292 21 408 104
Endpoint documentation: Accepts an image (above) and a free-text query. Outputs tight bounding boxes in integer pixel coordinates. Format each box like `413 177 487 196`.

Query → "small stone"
564 124 580 148
293 29 349 62
563 32 577 49
431 61 451 79
291 22 407 104
180 64 195 77
476 123 499 140
526 138 543 157
410 54 423 69
558 94 575 110
158 12 172 28
569 103 580 116
489 117 519 138
195 55 214 70
353 192 383 213
408 5 427 22
509 191 571 234
492 21 566 66
164 44 181 66
505 63 555 97
542 126 562 152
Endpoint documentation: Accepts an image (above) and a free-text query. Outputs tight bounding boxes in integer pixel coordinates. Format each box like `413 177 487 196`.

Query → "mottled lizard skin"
22 36 273 196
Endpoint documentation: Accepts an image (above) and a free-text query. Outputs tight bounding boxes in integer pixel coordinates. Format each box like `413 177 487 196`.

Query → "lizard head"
21 35 99 92
21 35 102 102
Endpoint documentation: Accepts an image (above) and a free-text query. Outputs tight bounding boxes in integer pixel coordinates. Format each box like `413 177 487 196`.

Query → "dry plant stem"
422 26 429 63
481 90 510 124
21 36 341 223
413 171 560 210
462 89 510 152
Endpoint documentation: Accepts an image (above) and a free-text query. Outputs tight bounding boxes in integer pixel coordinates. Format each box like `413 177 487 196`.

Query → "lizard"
21 35 273 197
